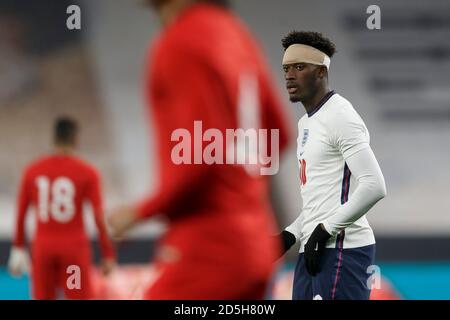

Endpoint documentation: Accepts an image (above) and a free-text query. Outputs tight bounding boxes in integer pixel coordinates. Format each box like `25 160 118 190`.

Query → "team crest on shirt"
301 129 309 148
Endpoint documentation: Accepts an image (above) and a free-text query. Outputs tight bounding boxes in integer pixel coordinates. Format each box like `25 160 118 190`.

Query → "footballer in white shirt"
277 31 387 300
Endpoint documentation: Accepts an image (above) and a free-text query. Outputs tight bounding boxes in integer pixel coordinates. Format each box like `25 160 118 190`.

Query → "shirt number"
36 176 76 223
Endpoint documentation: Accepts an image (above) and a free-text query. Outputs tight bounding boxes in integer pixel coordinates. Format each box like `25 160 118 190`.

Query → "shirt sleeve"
322 147 387 236
328 105 371 160
135 48 217 220
13 169 31 248
86 169 115 259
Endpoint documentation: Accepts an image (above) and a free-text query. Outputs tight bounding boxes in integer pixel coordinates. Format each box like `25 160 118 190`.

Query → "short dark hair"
282 31 336 57
54 117 78 145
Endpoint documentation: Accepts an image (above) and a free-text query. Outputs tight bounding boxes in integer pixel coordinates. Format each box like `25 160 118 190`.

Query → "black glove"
304 224 331 276
274 230 296 259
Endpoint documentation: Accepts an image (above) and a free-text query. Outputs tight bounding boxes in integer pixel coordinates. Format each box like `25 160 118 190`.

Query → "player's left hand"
108 206 139 240
304 224 331 276
8 247 30 278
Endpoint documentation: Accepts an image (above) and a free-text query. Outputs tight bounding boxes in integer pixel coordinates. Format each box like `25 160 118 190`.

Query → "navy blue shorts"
292 233 376 300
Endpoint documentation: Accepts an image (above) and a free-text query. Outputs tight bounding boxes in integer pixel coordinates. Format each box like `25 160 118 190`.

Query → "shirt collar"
307 90 336 117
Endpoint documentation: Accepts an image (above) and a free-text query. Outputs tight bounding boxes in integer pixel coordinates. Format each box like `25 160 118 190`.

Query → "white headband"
282 44 331 69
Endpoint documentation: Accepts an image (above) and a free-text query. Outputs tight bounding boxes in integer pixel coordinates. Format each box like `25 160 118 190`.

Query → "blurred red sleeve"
134 49 217 220
260 68 293 156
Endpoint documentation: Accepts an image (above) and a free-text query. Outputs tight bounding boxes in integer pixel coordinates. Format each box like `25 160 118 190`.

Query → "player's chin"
289 94 302 103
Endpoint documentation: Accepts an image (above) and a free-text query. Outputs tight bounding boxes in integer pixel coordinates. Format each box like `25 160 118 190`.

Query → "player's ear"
317 66 327 79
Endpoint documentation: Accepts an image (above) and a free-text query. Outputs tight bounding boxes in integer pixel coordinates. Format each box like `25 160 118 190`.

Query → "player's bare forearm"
107 205 140 240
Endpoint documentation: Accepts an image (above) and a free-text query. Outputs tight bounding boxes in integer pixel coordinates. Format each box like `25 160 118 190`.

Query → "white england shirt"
286 91 376 252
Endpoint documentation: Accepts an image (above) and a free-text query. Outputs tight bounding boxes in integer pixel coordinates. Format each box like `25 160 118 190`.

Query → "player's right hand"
8 247 30 278
100 258 116 276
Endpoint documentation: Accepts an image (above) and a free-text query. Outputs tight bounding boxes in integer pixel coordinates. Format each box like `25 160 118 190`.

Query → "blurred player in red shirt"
108 0 291 299
9 117 116 300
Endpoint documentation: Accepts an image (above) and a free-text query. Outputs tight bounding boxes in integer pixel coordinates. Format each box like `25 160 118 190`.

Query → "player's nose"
284 68 296 80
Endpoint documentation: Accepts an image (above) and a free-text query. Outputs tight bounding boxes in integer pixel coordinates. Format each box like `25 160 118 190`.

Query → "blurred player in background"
108 0 291 299
277 31 387 300
8 117 116 300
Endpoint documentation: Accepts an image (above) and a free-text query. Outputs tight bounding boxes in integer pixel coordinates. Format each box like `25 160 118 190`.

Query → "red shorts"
145 258 270 300
144 233 277 299
31 239 93 300
143 208 280 300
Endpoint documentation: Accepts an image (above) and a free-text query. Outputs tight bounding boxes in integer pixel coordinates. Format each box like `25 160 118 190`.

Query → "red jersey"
135 4 292 277
13 154 114 259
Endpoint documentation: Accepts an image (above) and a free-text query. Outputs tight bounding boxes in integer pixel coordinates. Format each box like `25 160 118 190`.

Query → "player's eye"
282 66 289 73
295 65 304 71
